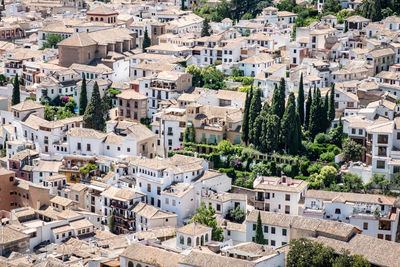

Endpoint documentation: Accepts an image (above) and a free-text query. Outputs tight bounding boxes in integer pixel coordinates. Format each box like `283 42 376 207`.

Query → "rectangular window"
271 227 275 234
363 222 368 230
376 160 386 169
87 144 91 151
264 226 268 233
271 240 276 246
285 194 290 201
77 142 81 150
282 229 287 236
147 184 151 192
253 224 256 231
378 134 388 144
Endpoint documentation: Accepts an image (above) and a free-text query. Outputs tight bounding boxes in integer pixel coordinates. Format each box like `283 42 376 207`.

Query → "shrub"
319 152 335 162
307 163 322 175
314 133 331 144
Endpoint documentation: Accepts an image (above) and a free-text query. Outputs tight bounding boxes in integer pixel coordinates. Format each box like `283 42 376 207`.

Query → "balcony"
303 207 324 216
111 201 128 209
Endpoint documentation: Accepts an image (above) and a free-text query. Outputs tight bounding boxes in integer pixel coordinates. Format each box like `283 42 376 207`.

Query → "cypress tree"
323 93 329 132
261 113 280 153
251 112 264 149
79 75 88 115
241 88 253 144
249 88 262 144
142 29 151 52
309 88 323 140
83 82 105 131
12 73 20 106
305 87 312 130
201 18 211 37
254 212 264 244
181 0 185 10
297 73 304 125
281 92 300 155
272 78 286 119
328 84 335 122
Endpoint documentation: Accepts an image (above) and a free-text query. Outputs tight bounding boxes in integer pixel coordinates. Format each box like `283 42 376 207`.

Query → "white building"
303 190 399 242
253 176 308 215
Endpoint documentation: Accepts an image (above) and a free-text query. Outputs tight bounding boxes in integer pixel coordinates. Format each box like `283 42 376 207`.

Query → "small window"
363 222 368 230
264 226 268 233
335 208 341 214
271 227 275 234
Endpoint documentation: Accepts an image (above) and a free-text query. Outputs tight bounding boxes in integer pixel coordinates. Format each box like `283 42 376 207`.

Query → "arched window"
201 235 204 246
90 17 93 21
180 235 184 244
128 262 133 267
205 233 209 243
196 237 199 246
187 237 192 246
136 264 142 267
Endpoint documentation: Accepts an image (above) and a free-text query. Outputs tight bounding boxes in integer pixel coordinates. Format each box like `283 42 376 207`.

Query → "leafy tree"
287 238 335 267
65 99 76 114
107 210 115 232
328 117 343 148
79 75 88 115
342 173 364 192
319 166 337 187
277 0 295 11
343 140 363 161
305 87 312 129
362 0 383 21
297 73 305 125
241 88 253 144
254 212 264 244
281 92 300 155
12 73 20 105
186 65 202 87
191 202 224 241
0 74 6 82
332 250 370 267
228 206 246 223
201 65 226 90
271 78 286 119
83 82 105 131
328 84 335 122
217 140 234 154
142 29 151 52
323 0 341 14
391 172 400 186
392 0 400 14
201 17 211 37
41 33 64 49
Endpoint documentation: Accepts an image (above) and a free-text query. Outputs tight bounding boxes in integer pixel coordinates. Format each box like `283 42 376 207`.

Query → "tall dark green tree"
261 113 281 152
281 92 300 155
142 29 151 52
297 73 304 125
254 212 264 244
362 0 383 21
309 88 323 139
231 0 246 20
329 116 344 148
83 82 105 131
181 0 185 10
12 73 20 105
322 93 330 132
201 18 211 37
249 88 262 144
79 75 88 115
271 78 286 119
328 84 335 122
305 87 312 129
241 88 253 144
